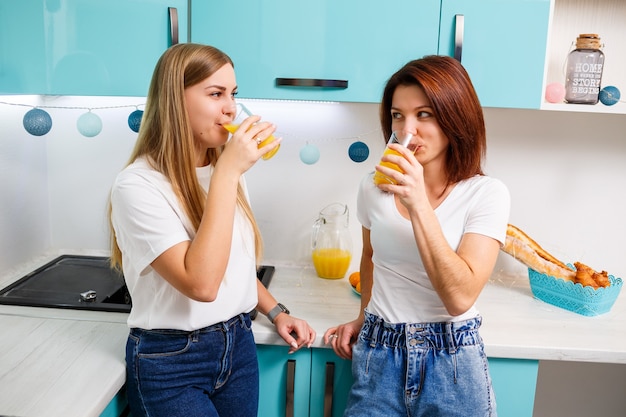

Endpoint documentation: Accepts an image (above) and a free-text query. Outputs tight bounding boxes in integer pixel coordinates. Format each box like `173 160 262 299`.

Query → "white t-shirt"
110 157 258 331
357 173 510 324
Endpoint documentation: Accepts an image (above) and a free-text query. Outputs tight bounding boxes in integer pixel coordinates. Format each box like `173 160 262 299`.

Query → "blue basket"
528 267 623 316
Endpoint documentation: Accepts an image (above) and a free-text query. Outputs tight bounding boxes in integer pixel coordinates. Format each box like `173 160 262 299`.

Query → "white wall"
3 97 624 278
0 96 50 268
1 96 625 415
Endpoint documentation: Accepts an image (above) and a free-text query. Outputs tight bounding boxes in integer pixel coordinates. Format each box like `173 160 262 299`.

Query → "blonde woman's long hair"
109 43 263 270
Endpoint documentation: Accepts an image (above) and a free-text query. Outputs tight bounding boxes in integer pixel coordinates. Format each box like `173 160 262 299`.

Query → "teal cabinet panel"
439 0 551 109
309 348 353 417
0 2 47 94
257 345 311 417
489 358 539 417
100 388 129 417
191 0 441 103
0 0 188 96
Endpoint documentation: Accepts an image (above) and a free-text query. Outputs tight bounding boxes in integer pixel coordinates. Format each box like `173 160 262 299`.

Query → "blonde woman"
109 43 315 417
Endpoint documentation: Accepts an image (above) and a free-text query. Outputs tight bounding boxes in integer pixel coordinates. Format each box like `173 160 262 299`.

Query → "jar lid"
576 34 602 50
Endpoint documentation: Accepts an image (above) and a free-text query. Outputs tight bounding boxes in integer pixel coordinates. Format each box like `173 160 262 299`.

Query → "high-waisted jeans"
344 311 497 417
125 313 259 417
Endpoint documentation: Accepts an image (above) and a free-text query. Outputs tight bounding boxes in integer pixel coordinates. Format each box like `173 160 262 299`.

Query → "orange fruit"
348 271 360 287
355 281 361 294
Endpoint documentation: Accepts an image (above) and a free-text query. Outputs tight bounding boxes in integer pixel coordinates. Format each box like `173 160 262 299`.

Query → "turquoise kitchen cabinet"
191 0 441 103
257 345 538 417
191 0 550 108
257 345 311 417
0 0 187 96
439 0 551 109
257 345 353 417
309 347 353 417
489 358 539 417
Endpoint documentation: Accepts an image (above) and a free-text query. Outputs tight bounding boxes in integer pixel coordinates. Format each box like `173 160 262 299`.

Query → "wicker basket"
528 267 623 316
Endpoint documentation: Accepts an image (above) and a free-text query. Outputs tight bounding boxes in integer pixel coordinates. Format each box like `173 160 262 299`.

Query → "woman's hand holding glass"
373 132 414 186
224 103 281 160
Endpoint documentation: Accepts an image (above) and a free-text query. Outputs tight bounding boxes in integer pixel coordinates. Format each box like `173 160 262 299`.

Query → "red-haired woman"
325 56 509 417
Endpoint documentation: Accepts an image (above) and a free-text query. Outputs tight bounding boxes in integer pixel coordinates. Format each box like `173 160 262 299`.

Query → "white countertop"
1 254 625 416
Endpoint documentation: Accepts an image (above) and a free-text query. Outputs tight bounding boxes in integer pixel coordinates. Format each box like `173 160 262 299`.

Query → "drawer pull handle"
454 14 464 62
323 362 335 417
286 359 296 417
169 7 179 45
276 78 348 89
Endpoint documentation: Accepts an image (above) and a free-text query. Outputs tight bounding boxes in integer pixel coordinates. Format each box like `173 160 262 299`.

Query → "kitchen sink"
0 254 275 315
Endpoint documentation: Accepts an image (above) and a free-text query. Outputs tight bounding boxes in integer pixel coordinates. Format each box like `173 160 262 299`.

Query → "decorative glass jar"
564 34 605 104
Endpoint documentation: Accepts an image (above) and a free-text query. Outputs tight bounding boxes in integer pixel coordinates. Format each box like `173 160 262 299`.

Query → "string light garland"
0 100 146 137
1 99 382 165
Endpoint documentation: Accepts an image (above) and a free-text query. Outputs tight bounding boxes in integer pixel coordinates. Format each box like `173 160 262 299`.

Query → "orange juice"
224 123 280 160
312 248 351 279
373 147 404 185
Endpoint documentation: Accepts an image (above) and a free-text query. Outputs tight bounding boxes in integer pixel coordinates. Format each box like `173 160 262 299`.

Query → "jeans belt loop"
370 320 381 347
445 322 457 354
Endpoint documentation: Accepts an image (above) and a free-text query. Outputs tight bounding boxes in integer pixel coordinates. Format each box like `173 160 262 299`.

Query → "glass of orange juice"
223 103 280 160
372 131 413 185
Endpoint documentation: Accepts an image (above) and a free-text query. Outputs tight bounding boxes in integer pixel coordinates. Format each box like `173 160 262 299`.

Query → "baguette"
502 224 576 282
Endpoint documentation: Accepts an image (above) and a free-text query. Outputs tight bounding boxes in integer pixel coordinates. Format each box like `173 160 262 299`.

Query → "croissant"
573 261 598 288
592 270 611 288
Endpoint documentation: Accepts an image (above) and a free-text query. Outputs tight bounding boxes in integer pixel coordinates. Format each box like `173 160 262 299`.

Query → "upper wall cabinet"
0 0 188 96
191 0 551 107
439 0 551 109
191 0 441 103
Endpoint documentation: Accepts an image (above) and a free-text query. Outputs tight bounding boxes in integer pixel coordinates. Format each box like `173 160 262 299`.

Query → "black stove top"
0 255 275 315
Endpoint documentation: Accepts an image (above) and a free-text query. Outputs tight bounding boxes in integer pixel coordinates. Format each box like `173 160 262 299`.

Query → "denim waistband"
361 311 483 352
130 313 250 337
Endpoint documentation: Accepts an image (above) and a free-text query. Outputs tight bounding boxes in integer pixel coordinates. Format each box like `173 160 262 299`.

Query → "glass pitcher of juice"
311 203 353 279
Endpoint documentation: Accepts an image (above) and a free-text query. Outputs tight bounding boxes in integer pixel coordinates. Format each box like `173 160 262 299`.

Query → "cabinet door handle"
323 362 335 417
169 7 179 45
275 78 348 89
454 14 464 62
286 359 296 417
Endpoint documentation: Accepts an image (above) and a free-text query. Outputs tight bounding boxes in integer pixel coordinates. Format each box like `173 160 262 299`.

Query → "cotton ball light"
300 143 320 165
77 111 102 137
544 82 566 103
348 141 369 163
599 86 620 106
128 109 144 133
23 108 53 136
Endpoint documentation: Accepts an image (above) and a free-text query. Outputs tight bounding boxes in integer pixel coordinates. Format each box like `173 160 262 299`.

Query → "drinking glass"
372 131 413 185
223 103 280 160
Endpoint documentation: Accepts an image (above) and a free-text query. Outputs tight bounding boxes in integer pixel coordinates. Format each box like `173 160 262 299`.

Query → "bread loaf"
502 224 576 282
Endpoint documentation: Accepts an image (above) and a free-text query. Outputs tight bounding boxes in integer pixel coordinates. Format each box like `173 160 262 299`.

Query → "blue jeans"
125 313 259 417
344 311 496 417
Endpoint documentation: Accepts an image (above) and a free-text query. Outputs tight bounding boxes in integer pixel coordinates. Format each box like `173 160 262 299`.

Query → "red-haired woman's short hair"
380 56 486 182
